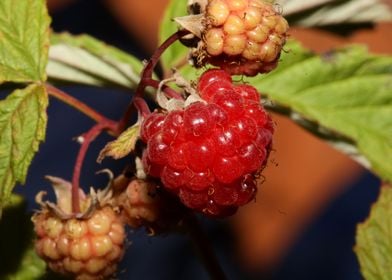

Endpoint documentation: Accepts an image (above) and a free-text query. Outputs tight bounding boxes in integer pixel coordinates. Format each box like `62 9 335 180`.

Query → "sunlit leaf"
98 124 140 162
0 0 50 83
278 0 392 26
47 33 144 89
355 184 392 279
159 0 189 75
249 42 392 182
0 84 48 212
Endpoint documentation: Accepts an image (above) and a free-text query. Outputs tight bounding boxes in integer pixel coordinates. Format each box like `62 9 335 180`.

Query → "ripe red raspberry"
140 69 273 217
179 0 289 76
33 206 125 280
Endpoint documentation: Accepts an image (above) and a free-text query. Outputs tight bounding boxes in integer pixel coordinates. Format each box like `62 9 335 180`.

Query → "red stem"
46 84 107 124
134 30 189 99
133 97 151 118
46 84 120 136
145 78 183 100
120 30 189 128
71 123 107 214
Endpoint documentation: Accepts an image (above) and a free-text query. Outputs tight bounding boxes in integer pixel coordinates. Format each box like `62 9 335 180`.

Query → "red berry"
179 188 209 209
213 155 244 183
208 103 229 126
161 110 184 143
236 175 257 205
234 84 260 102
198 68 232 93
140 69 274 217
211 90 244 119
212 183 238 206
238 142 266 173
187 170 215 191
199 79 233 102
185 138 216 172
167 142 188 170
244 101 269 127
161 166 185 190
147 132 170 165
212 126 241 156
140 112 165 142
183 102 213 137
142 150 163 177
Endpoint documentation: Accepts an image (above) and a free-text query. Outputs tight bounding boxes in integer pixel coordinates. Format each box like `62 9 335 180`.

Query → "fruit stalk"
133 30 189 116
71 123 106 213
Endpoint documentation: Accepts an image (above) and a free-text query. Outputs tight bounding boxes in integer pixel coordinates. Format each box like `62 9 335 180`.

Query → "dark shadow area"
0 199 33 277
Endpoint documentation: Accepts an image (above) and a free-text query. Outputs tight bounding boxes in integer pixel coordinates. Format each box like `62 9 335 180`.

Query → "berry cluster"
190 0 288 76
30 0 286 277
33 207 125 280
141 69 273 216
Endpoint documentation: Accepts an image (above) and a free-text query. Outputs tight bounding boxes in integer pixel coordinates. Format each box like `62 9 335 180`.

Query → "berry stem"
71 123 107 214
144 78 183 100
117 78 181 132
133 97 151 118
183 212 227 280
119 30 188 129
134 30 189 104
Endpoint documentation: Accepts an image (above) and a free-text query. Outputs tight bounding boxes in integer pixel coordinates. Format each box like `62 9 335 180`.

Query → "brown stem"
183 212 227 280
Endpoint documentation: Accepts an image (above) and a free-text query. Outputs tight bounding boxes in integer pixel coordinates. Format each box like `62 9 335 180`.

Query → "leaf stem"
45 84 107 123
183 212 227 280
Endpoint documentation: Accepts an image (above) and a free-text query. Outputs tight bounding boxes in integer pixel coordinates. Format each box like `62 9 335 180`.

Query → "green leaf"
6 245 46 280
159 0 189 75
98 124 140 162
278 0 392 26
249 42 392 182
47 33 144 89
355 184 392 280
0 0 51 83
0 84 48 211
0 194 46 279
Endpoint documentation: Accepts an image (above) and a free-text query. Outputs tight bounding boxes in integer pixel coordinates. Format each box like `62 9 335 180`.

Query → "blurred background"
13 0 392 279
